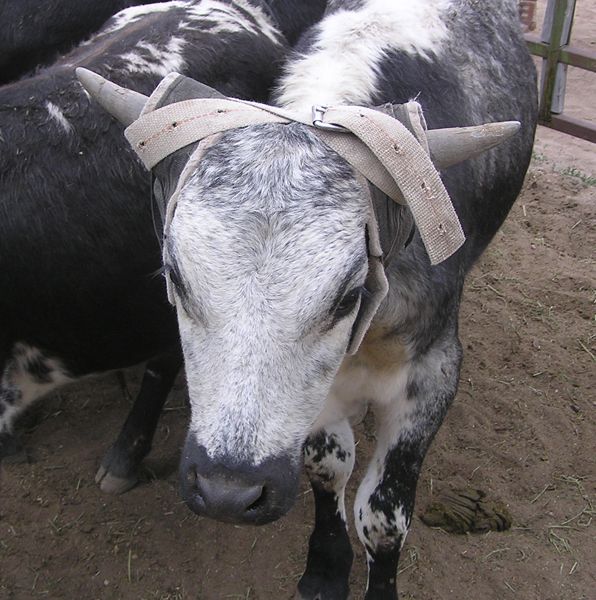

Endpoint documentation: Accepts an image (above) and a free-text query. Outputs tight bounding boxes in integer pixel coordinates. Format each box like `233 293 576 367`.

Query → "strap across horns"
76 68 521 265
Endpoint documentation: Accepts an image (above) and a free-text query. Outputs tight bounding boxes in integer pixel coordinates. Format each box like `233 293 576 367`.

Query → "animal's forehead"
166 123 370 294
177 122 365 215
167 122 370 294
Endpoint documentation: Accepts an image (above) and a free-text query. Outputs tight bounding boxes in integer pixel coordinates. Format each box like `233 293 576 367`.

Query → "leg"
355 337 462 599
96 345 183 494
0 344 73 462
297 419 356 600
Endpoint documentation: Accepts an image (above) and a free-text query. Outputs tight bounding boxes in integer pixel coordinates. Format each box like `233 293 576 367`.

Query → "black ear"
149 73 227 110
148 74 228 213
369 184 415 266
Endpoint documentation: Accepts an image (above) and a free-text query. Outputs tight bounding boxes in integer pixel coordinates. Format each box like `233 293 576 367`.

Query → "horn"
76 67 148 126
427 121 521 169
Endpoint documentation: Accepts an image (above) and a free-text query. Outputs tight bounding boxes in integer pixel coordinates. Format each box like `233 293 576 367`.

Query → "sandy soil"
1 5 594 600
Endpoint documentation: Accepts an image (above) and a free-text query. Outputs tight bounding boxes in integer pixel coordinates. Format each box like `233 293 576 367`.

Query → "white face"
165 124 369 467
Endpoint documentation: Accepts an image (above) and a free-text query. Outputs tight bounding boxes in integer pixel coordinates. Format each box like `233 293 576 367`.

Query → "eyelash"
167 267 181 290
165 266 193 317
333 287 364 320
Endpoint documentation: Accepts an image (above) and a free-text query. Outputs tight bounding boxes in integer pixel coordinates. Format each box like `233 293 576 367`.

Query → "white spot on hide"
0 344 73 433
103 1 187 35
304 419 355 521
45 101 73 134
184 0 281 45
103 0 281 46
276 0 453 119
120 36 187 76
356 497 409 553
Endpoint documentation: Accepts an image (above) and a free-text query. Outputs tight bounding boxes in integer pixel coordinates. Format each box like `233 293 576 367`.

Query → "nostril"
246 485 266 513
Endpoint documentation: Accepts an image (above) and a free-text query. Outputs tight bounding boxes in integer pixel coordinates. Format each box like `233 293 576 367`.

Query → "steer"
0 0 328 491
81 0 537 597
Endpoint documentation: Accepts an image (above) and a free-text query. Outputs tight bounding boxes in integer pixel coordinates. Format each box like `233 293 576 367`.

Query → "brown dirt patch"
1 126 593 600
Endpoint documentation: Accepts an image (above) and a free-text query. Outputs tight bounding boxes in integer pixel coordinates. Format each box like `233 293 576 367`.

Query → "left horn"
427 121 521 169
76 67 148 126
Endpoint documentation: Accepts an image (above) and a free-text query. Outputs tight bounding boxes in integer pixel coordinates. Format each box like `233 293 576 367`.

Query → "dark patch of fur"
264 0 327 46
305 431 349 465
0 0 290 377
0 1 170 85
298 483 353 600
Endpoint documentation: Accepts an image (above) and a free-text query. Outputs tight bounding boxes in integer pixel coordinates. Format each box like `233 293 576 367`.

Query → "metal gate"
522 0 596 143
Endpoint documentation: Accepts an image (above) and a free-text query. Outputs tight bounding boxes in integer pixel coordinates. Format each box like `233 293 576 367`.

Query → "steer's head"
169 123 369 523
78 69 519 525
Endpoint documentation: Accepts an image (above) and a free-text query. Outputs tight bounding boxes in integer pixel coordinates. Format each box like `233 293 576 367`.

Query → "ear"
76 68 148 126
143 72 227 110
140 72 228 197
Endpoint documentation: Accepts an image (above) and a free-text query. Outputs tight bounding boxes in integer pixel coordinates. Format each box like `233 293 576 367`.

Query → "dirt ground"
1 6 595 600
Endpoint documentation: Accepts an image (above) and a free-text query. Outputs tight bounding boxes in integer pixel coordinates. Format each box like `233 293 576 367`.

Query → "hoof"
95 464 138 495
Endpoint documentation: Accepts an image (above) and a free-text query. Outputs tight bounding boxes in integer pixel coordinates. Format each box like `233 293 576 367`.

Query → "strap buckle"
311 105 349 132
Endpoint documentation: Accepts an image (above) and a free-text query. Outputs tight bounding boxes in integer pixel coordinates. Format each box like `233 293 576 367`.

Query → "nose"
180 437 300 525
187 472 264 520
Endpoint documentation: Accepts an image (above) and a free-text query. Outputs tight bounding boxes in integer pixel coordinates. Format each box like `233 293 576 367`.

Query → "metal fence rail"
523 0 596 143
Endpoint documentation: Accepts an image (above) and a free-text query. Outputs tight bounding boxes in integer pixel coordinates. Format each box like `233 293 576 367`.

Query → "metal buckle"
311 105 348 132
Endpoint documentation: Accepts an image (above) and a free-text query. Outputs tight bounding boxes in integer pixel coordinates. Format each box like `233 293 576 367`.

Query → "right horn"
427 121 521 169
76 67 148 126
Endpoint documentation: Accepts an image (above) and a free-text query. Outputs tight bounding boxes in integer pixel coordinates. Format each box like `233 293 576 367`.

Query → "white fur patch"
0 344 73 433
357 494 409 547
353 370 414 553
304 419 355 521
103 1 187 35
168 126 369 464
312 346 412 431
276 0 453 119
115 0 282 75
45 101 73 134
120 36 187 76
104 0 281 45
185 0 281 44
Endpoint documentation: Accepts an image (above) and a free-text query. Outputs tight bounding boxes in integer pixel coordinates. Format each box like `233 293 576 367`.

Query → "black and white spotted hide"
60 1 537 600
0 0 323 489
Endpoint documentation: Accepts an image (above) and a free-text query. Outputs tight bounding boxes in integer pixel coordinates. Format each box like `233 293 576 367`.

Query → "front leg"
297 419 355 600
96 346 183 494
355 337 462 599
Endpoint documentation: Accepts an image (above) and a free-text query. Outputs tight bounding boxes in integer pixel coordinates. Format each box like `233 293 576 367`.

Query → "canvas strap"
125 96 465 265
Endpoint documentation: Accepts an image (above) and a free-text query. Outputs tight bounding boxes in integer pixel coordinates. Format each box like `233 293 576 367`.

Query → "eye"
165 264 188 304
167 266 181 289
333 287 363 320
